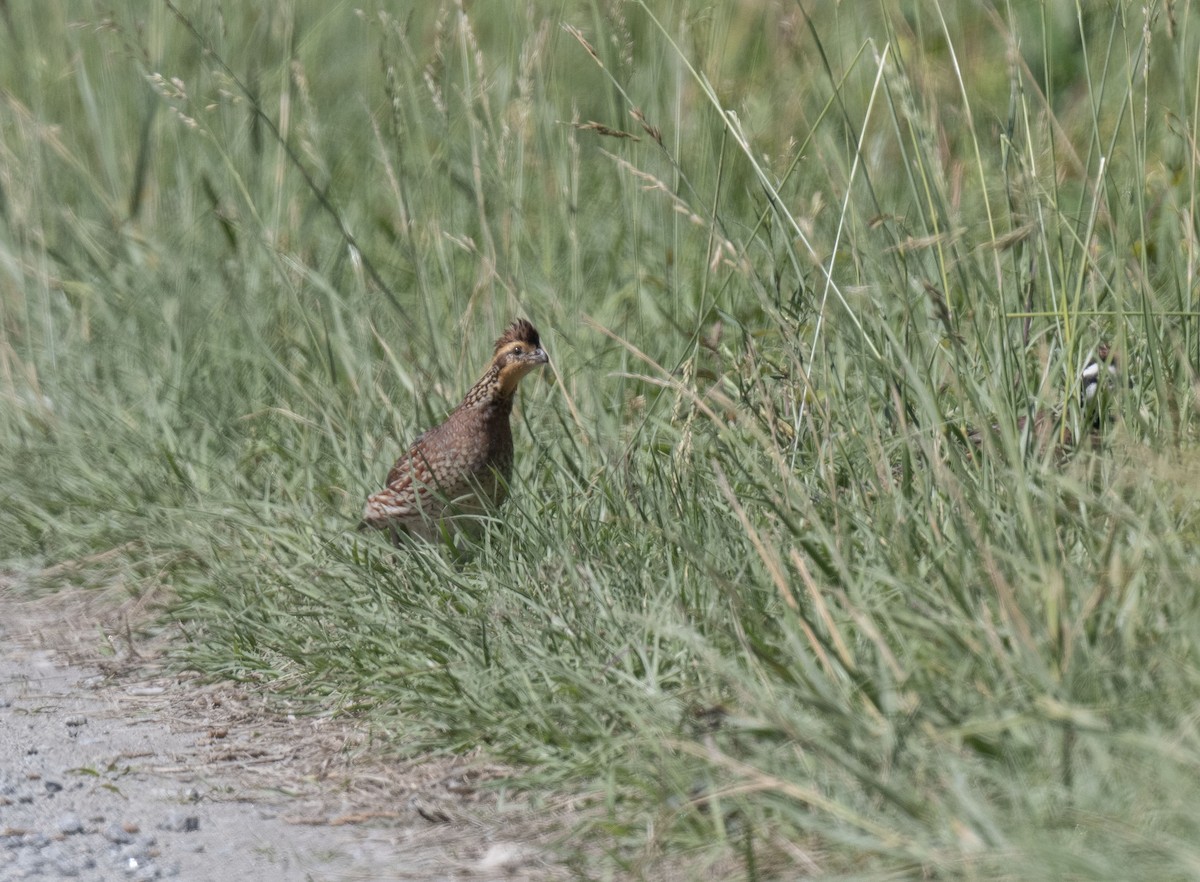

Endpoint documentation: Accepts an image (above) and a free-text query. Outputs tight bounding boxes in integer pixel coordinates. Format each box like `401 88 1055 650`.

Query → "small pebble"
65 714 87 728
44 780 63 794
54 858 82 877
126 686 166 696
158 812 200 833
105 822 134 844
42 842 67 862
58 815 85 835
15 853 47 875
119 843 146 861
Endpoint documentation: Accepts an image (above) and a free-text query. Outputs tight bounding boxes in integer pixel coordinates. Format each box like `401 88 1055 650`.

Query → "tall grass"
3 0 1200 877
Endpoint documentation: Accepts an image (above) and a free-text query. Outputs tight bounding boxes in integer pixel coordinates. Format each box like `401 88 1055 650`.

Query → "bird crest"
494 319 541 354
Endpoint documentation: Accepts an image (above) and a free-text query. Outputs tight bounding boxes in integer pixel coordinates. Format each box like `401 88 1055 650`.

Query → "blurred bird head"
1079 344 1120 423
492 319 549 394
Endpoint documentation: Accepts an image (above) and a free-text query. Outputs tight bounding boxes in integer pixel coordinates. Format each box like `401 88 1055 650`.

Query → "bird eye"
512 345 524 355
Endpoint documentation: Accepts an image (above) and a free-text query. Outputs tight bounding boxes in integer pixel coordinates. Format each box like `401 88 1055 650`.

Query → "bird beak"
531 348 549 365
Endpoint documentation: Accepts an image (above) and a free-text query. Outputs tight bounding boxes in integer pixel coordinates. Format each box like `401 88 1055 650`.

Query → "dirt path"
0 585 561 881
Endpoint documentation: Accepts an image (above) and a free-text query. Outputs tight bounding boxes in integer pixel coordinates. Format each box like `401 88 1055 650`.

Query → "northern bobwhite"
966 345 1120 451
360 319 549 543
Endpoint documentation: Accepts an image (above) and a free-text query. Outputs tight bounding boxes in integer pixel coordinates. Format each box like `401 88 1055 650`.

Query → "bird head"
1079 344 1120 424
492 319 549 396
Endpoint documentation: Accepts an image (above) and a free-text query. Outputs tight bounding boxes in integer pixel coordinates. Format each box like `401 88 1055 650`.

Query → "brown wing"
385 428 431 486
361 438 444 531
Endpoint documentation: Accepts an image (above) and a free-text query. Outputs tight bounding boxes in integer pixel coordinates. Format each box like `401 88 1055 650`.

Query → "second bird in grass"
965 345 1120 452
360 319 548 544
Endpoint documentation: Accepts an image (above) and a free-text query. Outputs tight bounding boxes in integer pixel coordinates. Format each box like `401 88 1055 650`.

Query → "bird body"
361 319 548 543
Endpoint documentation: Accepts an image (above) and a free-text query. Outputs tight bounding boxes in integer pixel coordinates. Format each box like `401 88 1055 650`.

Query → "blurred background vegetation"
3 1 1200 878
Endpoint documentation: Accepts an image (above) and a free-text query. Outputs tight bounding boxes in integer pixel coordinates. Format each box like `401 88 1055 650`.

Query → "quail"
966 345 1119 451
360 319 549 543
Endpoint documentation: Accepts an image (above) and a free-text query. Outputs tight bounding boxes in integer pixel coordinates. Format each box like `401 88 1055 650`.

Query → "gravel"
0 644 378 881
0 595 560 882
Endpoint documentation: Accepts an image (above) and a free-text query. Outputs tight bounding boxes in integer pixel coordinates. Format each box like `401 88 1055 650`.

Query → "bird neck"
459 364 516 418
